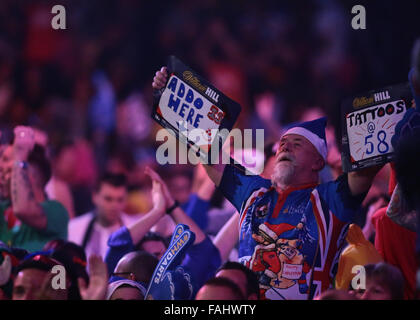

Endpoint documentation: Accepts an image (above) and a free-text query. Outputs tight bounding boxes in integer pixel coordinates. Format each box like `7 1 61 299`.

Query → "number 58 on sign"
341 83 412 172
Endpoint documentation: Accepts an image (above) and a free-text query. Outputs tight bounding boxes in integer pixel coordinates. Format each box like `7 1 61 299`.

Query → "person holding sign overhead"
152 66 384 300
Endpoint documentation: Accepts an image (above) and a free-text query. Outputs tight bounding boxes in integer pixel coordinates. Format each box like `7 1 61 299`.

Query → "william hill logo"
182 71 219 103
352 90 391 109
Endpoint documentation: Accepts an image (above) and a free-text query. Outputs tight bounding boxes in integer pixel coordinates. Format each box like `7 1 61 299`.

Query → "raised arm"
104 176 167 273
347 164 383 197
144 166 206 244
213 212 239 262
127 179 166 245
11 126 47 229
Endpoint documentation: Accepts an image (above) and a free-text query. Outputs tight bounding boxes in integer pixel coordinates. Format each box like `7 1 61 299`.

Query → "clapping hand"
144 166 176 209
78 255 108 300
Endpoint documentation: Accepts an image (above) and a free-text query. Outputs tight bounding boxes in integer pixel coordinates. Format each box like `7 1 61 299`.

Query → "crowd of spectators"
0 0 419 300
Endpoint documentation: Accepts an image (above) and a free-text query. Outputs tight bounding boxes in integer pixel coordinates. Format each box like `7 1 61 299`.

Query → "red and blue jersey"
219 164 365 300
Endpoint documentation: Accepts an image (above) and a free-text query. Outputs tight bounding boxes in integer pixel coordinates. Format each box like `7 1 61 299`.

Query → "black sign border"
341 82 412 172
151 56 242 163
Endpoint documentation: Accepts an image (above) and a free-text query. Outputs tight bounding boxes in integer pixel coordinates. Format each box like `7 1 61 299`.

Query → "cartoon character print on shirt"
249 190 272 220
246 215 314 300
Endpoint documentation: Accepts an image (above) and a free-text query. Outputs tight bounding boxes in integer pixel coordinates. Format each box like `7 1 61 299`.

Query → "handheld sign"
152 56 242 162
341 83 412 172
145 224 195 300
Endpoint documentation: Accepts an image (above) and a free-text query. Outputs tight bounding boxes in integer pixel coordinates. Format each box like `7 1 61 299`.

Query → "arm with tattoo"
386 183 417 232
11 126 47 230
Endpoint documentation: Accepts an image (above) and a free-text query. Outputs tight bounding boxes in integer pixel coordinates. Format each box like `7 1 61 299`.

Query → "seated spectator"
195 277 245 300
372 204 417 299
106 279 146 300
215 261 259 300
68 172 140 259
105 167 221 297
52 139 98 215
136 232 168 260
13 254 69 300
315 289 354 300
43 240 89 300
0 126 69 252
0 243 23 300
356 262 405 300
111 251 158 286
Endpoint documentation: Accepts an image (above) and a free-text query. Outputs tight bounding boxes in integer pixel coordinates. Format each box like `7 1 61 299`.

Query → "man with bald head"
112 251 158 285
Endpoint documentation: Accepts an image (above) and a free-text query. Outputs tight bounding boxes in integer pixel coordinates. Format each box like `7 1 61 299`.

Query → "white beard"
271 161 295 189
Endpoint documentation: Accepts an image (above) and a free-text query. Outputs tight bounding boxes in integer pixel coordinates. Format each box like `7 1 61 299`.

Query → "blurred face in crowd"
360 279 393 300
215 269 249 299
316 289 354 300
195 284 242 300
12 268 48 300
168 175 191 204
93 182 127 226
140 240 166 260
0 287 9 300
0 146 13 198
109 286 144 300
271 134 323 189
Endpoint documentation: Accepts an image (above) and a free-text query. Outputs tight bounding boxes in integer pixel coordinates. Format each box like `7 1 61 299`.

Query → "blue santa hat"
281 117 328 161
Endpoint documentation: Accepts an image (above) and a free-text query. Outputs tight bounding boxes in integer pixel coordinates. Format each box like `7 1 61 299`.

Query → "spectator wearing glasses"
105 167 221 297
111 250 158 286
106 251 157 300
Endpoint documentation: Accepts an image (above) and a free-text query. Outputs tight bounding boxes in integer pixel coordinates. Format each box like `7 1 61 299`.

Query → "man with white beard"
152 68 381 300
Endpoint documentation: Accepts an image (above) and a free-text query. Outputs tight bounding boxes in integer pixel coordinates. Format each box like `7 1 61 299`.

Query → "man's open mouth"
277 155 294 163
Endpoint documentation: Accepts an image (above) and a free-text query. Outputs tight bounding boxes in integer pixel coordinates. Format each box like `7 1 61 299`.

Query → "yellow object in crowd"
335 224 383 290
125 189 153 215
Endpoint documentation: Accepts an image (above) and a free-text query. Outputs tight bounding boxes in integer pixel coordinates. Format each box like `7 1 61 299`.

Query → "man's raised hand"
144 166 175 209
151 180 166 215
152 67 168 91
13 126 35 162
78 254 108 300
